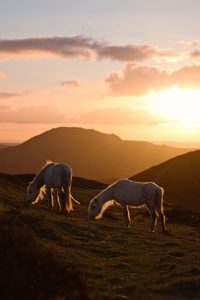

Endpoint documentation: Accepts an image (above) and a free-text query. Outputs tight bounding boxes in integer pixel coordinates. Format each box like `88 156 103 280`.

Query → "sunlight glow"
149 85 200 130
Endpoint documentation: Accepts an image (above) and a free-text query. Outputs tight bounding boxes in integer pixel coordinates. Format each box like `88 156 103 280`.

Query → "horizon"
1 1 200 144
0 126 199 149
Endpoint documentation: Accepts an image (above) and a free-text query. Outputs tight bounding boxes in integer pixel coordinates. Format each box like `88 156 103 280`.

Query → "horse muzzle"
26 198 33 205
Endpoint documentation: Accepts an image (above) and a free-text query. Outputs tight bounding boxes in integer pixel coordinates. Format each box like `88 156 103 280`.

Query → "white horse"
27 162 80 213
88 179 166 232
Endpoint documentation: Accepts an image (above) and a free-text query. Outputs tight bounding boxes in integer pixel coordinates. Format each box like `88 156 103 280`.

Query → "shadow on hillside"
0 212 89 300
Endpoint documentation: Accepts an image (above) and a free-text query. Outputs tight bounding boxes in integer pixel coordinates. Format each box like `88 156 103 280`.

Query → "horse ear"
27 181 32 189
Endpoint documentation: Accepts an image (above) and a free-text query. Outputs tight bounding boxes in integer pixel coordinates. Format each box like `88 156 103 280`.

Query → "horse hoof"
162 230 171 235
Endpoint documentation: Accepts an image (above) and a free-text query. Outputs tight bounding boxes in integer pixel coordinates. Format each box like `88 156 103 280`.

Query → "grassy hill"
130 150 200 215
0 173 200 299
0 127 190 182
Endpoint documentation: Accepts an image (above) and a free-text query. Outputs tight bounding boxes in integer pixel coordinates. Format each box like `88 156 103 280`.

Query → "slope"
130 150 200 214
0 173 200 299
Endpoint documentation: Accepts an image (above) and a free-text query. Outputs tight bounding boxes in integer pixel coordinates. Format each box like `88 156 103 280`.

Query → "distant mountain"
0 143 19 149
130 150 200 212
0 127 190 182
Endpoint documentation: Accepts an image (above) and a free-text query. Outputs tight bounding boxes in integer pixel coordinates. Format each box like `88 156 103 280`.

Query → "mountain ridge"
0 126 191 182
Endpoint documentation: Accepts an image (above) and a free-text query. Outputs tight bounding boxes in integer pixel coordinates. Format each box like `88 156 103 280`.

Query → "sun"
149 85 200 130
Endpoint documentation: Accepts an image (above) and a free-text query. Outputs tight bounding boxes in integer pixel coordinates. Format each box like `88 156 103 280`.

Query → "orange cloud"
106 63 200 97
0 90 31 98
0 106 67 123
61 80 81 88
0 36 183 62
170 64 200 89
75 107 169 125
180 40 200 46
189 50 200 58
0 105 10 110
0 92 22 98
0 71 5 78
179 40 200 59
106 63 169 97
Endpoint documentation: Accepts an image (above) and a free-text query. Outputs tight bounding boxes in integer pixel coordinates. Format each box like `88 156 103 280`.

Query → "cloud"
170 64 200 89
97 44 158 61
73 107 168 125
180 40 200 46
105 63 169 97
0 106 67 124
105 63 200 97
0 92 22 98
0 36 96 60
189 50 200 58
97 44 184 62
179 40 200 59
0 105 10 110
61 80 81 88
0 71 5 78
0 104 171 126
0 90 31 99
0 36 183 62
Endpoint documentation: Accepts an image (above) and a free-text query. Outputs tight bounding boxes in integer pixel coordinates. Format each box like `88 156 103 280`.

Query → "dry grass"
0 174 200 299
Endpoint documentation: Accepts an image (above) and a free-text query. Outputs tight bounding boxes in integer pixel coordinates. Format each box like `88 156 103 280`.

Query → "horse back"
46 163 72 188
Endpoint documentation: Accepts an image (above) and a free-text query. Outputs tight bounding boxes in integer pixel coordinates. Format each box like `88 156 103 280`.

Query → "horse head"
27 182 40 204
88 197 101 219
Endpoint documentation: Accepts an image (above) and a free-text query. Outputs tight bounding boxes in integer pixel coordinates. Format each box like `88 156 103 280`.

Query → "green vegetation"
0 173 200 299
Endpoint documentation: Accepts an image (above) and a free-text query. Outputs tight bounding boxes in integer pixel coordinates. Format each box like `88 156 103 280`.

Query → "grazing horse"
27 162 80 213
88 179 166 232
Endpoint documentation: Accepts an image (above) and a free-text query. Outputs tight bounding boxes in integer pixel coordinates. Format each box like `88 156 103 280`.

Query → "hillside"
0 173 200 299
131 150 200 214
0 127 190 182
0 143 11 149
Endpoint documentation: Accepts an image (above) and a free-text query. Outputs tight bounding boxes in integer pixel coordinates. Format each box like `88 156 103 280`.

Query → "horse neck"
32 167 47 188
98 185 113 206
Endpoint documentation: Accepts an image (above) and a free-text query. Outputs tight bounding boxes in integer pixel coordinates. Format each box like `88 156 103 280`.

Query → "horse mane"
45 160 54 166
96 200 114 219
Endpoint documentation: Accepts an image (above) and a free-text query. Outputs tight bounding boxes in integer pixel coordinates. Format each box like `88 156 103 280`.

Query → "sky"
1 0 200 145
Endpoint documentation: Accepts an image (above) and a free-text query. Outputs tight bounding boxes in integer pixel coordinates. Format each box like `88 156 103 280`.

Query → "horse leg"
155 199 167 233
147 204 158 232
57 188 65 213
51 188 59 210
46 186 53 209
122 205 131 228
157 209 167 233
53 189 61 211
63 186 72 212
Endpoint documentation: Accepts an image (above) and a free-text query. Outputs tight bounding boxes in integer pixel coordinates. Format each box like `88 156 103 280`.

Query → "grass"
0 173 200 299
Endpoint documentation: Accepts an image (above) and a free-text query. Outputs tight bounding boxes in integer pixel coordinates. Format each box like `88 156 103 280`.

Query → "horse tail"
65 186 73 212
160 187 164 212
155 186 164 214
155 186 167 232
71 195 80 205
